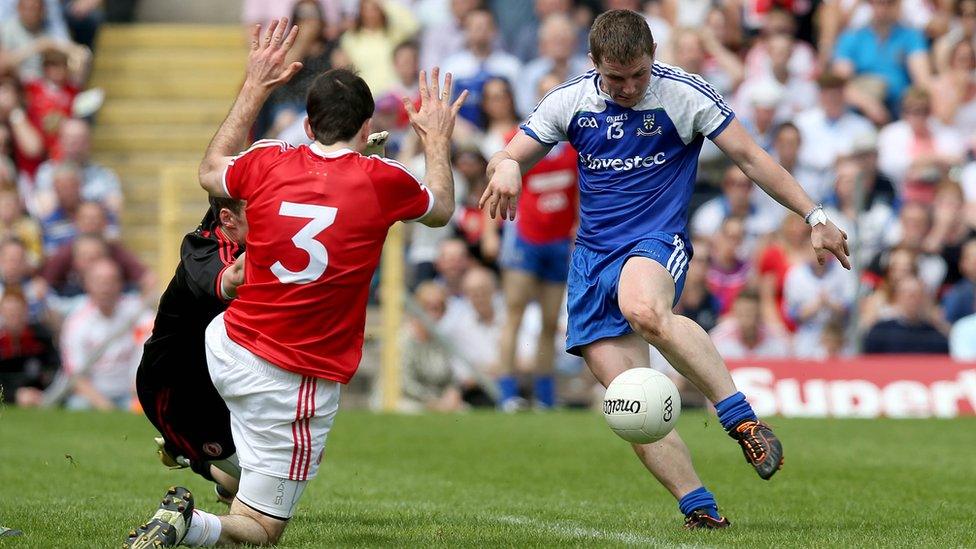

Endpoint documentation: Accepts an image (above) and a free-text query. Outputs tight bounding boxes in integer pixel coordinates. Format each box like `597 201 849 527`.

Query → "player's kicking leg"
582 334 730 529
617 255 784 480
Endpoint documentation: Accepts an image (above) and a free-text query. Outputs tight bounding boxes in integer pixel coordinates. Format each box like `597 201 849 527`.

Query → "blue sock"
714 391 757 432
533 375 555 408
678 486 719 519
498 376 519 404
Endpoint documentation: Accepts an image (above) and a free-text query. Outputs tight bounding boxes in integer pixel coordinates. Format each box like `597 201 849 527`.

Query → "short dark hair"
393 39 419 59
210 196 244 216
306 69 374 145
588 9 655 65
816 71 847 90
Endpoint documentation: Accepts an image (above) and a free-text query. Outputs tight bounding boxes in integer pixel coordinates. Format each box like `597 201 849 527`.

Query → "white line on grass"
494 514 709 548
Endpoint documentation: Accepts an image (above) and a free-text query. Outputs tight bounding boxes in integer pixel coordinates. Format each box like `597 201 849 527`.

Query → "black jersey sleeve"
180 232 235 301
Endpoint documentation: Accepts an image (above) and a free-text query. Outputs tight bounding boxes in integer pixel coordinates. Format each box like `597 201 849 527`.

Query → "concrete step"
97 98 229 125
92 77 241 100
93 125 214 153
96 25 245 50
93 151 203 165
93 50 244 73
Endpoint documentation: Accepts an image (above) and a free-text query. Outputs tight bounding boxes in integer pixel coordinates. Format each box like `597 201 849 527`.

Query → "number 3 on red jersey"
271 201 338 284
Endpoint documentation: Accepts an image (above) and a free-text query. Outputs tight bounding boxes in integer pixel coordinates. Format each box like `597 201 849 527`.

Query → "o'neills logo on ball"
662 396 674 422
604 399 642 414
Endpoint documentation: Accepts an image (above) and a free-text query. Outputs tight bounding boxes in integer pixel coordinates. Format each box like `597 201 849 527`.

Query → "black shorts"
136 335 235 464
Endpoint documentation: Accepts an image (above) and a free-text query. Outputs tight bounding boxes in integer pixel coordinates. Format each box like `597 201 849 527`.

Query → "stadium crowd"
3 0 976 412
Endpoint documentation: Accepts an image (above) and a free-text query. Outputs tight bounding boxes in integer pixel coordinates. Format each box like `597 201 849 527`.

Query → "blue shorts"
499 227 571 283
566 232 691 356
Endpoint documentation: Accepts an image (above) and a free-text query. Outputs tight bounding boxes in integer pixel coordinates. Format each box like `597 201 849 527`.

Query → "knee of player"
621 299 673 342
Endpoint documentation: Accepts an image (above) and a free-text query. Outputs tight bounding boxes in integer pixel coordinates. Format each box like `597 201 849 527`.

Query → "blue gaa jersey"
520 62 735 254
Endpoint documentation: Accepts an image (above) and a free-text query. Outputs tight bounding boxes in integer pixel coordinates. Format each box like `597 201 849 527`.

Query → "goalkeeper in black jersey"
136 196 247 501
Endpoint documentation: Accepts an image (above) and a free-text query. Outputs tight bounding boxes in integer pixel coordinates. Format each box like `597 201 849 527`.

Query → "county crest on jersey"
520 62 735 253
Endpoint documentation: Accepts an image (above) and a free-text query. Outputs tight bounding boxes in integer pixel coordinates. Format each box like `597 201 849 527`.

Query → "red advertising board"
726 356 976 418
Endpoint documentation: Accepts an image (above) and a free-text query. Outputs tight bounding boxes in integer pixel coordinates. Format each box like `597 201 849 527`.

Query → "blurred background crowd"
2 0 976 413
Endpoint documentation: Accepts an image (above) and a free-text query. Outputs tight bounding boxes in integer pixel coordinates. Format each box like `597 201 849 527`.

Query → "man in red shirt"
125 18 466 548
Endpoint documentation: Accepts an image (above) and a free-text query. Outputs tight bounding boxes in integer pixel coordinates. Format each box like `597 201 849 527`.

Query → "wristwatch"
804 204 828 227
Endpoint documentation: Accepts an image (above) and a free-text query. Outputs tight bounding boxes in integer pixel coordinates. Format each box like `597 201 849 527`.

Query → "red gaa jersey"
510 130 578 244
221 140 433 383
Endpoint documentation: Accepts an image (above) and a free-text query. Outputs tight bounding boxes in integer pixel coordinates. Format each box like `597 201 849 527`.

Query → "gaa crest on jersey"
637 113 662 137
202 442 223 457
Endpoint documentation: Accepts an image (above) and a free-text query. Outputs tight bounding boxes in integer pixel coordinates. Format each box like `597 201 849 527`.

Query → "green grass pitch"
0 407 974 548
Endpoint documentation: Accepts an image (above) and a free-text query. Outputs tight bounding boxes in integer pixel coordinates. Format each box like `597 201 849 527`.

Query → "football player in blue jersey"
481 9 851 529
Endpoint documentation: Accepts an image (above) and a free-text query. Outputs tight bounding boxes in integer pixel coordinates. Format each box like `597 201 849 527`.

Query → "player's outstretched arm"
403 68 468 227
199 18 303 197
712 118 851 269
480 131 551 220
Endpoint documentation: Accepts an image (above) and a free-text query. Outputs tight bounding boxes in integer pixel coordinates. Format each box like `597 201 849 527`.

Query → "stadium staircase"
89 24 246 276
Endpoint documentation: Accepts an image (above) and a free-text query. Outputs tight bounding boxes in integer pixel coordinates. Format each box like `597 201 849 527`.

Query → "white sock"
182 509 222 547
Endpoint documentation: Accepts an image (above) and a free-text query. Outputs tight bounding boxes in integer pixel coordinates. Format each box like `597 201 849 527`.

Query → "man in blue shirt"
482 9 851 529
832 0 931 115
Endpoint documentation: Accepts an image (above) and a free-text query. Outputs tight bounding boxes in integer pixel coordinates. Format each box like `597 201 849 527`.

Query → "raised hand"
479 158 521 221
403 67 468 146
812 222 851 270
245 18 304 92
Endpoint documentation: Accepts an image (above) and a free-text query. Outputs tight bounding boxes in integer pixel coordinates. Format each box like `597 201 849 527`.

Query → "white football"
603 368 680 444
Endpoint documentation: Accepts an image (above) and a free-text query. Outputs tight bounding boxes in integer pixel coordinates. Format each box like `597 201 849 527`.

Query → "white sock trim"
183 509 222 547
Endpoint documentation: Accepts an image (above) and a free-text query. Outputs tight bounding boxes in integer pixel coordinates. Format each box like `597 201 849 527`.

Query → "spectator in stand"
515 13 590 115
927 181 976 286
794 72 875 204
0 237 49 323
0 0 88 81
743 8 817 82
879 201 947 293
0 289 58 406
511 0 586 63
757 214 809 335
739 83 782 153
674 240 719 333
845 128 898 205
832 0 932 117
877 87 964 195
823 157 897 267
930 39 976 133
783 251 854 359
949 307 976 360
710 288 791 359
61 0 105 49
706 217 751 316
60 257 148 410
471 77 519 157
932 0 976 74
369 40 420 143
42 228 150 299
338 0 419 98
860 246 917 330
398 281 464 412
768 122 822 207
38 163 83 252
0 76 45 178
667 27 743 101
450 147 490 262
439 266 503 407
419 0 479 72
23 49 81 156
943 239 976 323
433 238 472 300
242 0 345 42
691 166 780 256
863 276 949 354
735 34 818 125
441 8 522 126
259 0 340 139
33 119 122 217
0 0 69 40
0 188 42 261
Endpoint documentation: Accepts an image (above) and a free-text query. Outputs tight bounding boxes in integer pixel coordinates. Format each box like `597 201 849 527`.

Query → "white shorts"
205 313 340 518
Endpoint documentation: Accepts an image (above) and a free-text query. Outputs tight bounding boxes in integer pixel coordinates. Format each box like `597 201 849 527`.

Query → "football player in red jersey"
125 18 467 548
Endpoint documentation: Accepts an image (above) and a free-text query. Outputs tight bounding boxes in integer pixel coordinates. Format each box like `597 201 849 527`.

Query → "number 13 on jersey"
271 201 338 284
